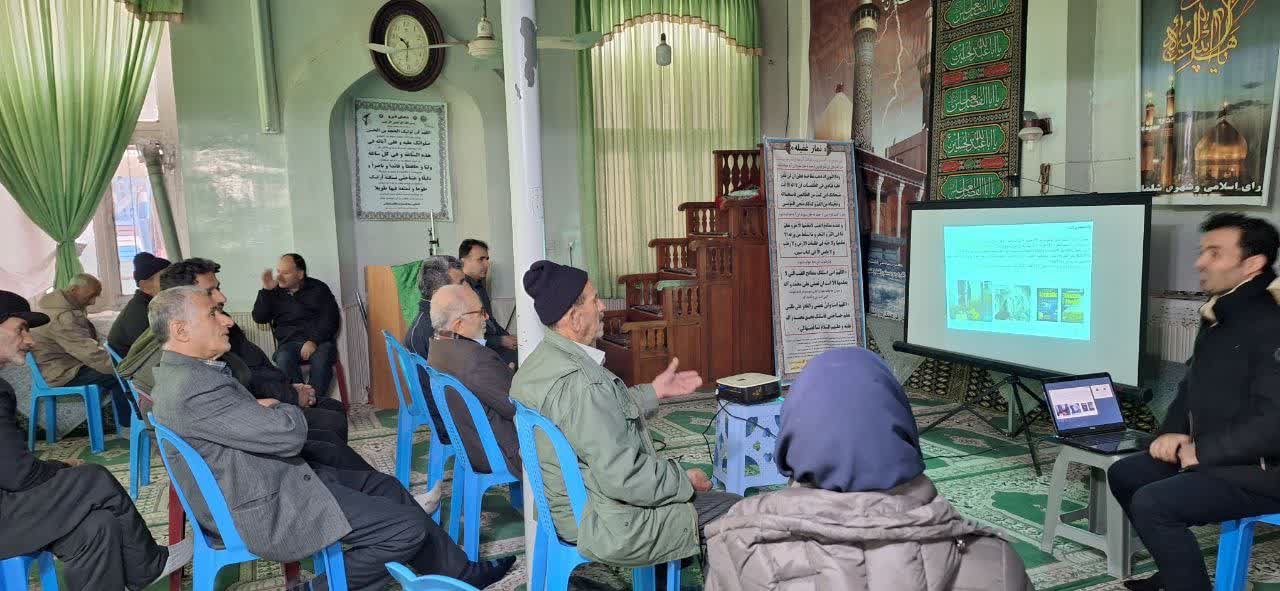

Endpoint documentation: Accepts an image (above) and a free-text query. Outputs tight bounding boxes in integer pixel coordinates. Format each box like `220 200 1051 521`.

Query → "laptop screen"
1044 374 1126 433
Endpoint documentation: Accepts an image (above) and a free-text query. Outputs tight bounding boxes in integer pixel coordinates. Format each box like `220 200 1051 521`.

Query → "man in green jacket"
511 260 741 567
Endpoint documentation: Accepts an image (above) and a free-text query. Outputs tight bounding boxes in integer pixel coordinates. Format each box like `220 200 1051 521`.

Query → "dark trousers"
0 464 166 591
313 465 471 591
303 429 375 472
274 341 337 398
1108 453 1280 590
65 365 133 428
693 491 742 532
304 398 349 442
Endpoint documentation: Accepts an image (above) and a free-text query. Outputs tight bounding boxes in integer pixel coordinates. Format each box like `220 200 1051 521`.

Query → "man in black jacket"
460 239 518 366
253 253 343 398
1109 213 1280 591
107 251 170 356
0 290 190 590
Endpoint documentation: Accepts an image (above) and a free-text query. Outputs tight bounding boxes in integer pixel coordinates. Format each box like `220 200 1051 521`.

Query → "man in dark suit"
459 239 518 366
149 286 513 591
0 290 190 591
426 284 521 476
253 253 342 397
1110 214 1280 591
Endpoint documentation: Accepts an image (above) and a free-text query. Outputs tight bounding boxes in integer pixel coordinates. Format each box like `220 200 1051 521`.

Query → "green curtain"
576 3 760 297
577 0 760 297
391 261 424 331
0 0 163 288
115 0 183 22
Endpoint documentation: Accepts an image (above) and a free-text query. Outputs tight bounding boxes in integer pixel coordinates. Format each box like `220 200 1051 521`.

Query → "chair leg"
37 552 59 590
529 528 550 591
334 360 350 411
129 429 142 500
665 558 682 590
84 390 105 453
190 552 216 591
169 483 186 591
463 476 486 560
545 560 574 591
1215 518 1256 591
427 442 447 523
28 396 39 450
284 561 301 585
140 429 152 487
1040 452 1072 552
632 565 656 591
509 482 524 513
395 411 415 488
448 470 466 544
45 395 57 444
1 556 31 590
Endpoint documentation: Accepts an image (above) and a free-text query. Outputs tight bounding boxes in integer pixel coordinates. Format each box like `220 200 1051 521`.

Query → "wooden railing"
678 202 725 236
714 148 764 202
720 200 768 241
617 273 661 313
648 238 691 271
689 238 734 281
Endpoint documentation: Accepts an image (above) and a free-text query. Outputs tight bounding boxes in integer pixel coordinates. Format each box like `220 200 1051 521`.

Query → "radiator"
227 305 370 404
1146 295 1202 364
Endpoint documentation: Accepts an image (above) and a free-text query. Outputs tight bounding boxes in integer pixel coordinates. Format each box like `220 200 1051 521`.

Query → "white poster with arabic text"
354 98 453 220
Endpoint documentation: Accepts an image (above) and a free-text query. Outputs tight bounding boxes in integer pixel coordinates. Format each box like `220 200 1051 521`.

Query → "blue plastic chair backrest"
148 413 250 554
103 344 143 420
384 331 431 417
414 360 513 478
25 352 51 390
511 400 589 530
385 563 480 590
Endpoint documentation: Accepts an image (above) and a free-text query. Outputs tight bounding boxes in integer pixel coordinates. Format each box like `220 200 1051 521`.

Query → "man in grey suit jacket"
149 286 514 591
426 285 521 475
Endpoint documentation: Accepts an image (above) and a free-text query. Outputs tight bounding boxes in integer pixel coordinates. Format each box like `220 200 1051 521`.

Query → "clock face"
369 1 447 91
384 14 430 77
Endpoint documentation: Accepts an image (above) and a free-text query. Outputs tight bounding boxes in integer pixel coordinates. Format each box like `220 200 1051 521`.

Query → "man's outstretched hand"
687 468 713 492
652 357 702 400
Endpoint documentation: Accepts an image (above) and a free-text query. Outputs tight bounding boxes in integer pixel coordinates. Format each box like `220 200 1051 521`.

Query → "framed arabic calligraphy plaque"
1139 0 1279 206
927 0 1027 200
762 138 868 381
353 98 453 220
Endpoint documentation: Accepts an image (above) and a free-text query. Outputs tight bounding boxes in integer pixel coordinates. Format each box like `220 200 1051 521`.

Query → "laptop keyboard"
1071 432 1135 446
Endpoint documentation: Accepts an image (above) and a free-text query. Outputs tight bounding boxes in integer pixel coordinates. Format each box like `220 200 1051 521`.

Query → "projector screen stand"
919 374 1048 475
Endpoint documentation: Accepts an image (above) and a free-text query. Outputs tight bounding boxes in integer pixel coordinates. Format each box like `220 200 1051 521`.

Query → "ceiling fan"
367 0 602 69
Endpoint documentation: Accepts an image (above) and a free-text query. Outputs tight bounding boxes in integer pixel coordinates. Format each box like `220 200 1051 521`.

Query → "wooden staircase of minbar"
597 148 775 386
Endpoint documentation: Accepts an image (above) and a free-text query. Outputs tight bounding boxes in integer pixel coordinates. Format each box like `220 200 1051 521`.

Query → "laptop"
1043 373 1152 454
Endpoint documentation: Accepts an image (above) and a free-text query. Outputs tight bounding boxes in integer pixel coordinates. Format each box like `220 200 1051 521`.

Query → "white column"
873 176 884 236
894 182 905 238
500 0 546 582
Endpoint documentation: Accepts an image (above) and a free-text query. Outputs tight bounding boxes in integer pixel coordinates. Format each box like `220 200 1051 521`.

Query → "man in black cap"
0 290 192 590
510 261 740 567
108 251 171 356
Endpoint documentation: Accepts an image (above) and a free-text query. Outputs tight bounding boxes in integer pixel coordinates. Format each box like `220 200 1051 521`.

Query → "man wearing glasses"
424 284 521 476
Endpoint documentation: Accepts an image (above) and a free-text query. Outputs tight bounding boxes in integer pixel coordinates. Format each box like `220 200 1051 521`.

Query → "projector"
716 373 783 405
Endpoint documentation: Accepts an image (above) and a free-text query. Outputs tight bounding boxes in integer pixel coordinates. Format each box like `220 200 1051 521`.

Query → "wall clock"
369 0 447 91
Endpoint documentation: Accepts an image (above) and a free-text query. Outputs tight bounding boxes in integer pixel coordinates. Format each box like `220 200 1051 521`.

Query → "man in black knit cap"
108 251 171 356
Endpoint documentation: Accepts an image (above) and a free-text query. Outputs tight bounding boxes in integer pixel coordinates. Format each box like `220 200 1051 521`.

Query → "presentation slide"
904 198 1148 386
944 222 1092 340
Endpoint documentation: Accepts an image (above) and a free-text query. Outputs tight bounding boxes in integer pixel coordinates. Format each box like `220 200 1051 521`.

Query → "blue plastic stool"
385 563 480 590
1214 513 1280 590
0 552 58 591
418 362 522 559
150 414 348 591
512 400 682 591
104 344 152 499
25 352 107 453
712 398 787 495
384 331 453 523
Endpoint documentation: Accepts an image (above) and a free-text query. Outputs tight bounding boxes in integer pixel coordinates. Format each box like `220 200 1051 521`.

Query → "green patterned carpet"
22 367 1280 590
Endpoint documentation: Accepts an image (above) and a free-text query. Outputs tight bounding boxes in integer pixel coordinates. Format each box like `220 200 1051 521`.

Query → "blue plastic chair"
384 331 453 522
25 352 106 453
149 414 348 591
0 552 58 591
417 361 522 559
1214 513 1280 590
385 563 480 590
104 344 152 499
511 400 682 591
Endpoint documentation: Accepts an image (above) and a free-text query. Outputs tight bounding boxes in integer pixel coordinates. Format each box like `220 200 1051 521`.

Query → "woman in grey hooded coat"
704 347 1031 591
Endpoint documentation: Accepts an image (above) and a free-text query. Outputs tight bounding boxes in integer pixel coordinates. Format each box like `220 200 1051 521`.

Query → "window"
84 28 182 310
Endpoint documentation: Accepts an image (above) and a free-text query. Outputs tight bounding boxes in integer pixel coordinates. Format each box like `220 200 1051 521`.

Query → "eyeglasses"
460 308 488 319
